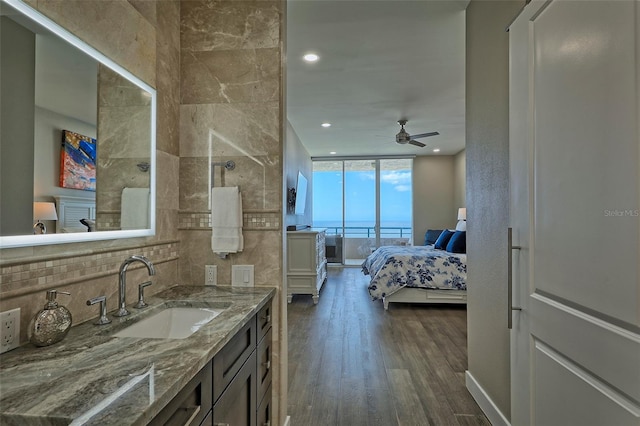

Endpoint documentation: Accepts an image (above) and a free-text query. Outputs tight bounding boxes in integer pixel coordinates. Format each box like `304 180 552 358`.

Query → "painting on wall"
60 130 96 191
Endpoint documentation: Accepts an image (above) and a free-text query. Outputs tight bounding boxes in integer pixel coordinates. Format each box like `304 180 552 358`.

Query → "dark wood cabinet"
213 319 256 402
149 362 212 426
256 385 272 426
213 351 257 426
151 300 272 426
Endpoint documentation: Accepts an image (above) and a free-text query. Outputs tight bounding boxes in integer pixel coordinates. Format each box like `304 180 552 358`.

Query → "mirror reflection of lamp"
33 202 58 234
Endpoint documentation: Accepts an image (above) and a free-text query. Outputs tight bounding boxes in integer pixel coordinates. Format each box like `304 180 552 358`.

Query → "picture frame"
60 129 96 191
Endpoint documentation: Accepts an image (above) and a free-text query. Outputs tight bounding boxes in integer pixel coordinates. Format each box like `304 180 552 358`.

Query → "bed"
362 244 467 310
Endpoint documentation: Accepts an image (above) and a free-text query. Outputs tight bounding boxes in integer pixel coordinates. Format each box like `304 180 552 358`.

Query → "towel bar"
211 160 236 189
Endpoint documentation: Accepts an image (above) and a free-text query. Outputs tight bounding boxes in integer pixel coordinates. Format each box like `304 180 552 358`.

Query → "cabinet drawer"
200 409 212 426
257 327 272 404
257 301 272 343
150 361 212 426
213 319 256 402
257 384 272 426
213 351 257 426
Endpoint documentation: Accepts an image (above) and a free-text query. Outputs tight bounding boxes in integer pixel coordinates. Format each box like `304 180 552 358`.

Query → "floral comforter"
362 245 467 301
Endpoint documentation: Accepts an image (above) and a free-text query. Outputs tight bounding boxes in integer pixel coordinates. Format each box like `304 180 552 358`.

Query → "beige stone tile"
36 0 156 87
128 0 157 27
156 208 179 241
98 66 152 108
181 0 280 51
179 102 280 157
156 0 180 156
98 107 152 158
180 48 280 104
156 151 179 210
179 157 210 211
177 228 281 286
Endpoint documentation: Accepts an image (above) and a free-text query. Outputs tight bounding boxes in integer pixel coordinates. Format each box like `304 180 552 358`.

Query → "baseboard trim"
283 415 291 426
465 370 510 426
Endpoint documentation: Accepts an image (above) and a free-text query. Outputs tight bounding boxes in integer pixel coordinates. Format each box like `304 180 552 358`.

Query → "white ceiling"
286 0 469 158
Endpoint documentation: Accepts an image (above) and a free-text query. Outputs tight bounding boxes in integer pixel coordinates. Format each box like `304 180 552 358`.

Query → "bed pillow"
434 229 455 250
424 229 443 246
446 231 466 253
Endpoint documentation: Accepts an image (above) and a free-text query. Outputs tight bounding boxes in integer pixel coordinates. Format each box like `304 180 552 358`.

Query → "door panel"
509 1 640 424
534 341 639 426
532 0 639 323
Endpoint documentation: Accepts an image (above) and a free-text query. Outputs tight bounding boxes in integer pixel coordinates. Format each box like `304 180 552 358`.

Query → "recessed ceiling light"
321 122 331 128
303 53 319 63
433 148 441 153
330 151 337 155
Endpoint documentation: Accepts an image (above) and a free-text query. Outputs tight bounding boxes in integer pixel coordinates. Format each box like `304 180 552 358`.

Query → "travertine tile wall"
178 0 283 287
96 66 153 231
1 0 287 423
178 1 286 422
0 0 181 343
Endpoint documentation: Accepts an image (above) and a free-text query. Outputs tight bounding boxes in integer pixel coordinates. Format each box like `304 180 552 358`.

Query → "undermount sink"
114 307 223 339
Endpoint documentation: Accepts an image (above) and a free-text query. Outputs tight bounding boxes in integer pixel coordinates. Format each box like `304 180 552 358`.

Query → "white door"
509 1 640 425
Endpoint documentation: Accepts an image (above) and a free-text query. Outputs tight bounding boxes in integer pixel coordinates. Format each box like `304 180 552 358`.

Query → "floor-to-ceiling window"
313 158 413 265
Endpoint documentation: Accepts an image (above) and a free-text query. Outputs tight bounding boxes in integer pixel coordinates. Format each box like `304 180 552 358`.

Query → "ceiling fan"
395 119 439 147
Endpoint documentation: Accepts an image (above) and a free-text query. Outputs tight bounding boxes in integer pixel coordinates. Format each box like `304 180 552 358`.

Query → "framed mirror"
0 0 156 248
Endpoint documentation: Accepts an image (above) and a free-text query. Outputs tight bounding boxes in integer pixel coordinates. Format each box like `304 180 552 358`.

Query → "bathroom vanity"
0 285 274 425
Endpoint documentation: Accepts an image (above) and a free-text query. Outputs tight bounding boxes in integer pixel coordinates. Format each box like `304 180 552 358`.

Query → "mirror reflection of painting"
60 130 96 191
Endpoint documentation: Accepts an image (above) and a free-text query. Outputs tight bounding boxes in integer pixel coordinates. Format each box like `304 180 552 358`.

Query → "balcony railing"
320 226 412 239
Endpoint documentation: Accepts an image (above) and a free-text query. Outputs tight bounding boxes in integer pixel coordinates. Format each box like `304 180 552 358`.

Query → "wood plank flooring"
287 267 490 426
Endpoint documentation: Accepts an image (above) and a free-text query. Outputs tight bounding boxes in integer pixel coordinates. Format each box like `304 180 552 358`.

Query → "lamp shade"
34 202 58 221
457 207 466 221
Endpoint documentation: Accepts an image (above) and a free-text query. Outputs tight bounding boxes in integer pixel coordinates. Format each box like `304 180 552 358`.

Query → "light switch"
231 265 254 287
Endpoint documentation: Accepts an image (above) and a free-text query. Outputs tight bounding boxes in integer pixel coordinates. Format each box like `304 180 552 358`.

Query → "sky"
312 169 412 227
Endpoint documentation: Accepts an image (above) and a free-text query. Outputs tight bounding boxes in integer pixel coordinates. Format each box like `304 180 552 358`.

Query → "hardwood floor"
287 267 490 426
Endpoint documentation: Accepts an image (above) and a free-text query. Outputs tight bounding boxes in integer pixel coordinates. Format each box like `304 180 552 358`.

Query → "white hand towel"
211 187 243 254
121 187 150 230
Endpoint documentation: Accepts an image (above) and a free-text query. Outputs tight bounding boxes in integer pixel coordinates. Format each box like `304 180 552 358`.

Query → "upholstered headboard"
53 196 96 233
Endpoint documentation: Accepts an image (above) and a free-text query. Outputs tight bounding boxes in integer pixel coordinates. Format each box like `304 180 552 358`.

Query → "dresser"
286 229 327 304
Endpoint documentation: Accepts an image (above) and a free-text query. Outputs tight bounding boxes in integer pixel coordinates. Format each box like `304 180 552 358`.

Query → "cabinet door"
256 385 272 426
256 327 272 404
213 351 257 426
256 301 272 343
214 319 256 402
149 361 212 426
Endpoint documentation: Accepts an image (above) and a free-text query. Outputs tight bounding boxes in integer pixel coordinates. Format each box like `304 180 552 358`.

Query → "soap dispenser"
29 290 72 347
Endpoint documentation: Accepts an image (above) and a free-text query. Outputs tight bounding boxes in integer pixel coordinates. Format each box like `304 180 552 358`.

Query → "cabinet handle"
263 422 271 426
262 360 271 371
508 227 523 329
215 424 230 426
261 314 271 323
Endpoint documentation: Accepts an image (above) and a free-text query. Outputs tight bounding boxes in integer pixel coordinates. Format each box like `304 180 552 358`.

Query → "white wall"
453 149 466 209
1 17 35 236
412 155 456 245
465 0 524 421
284 121 312 228
33 106 96 201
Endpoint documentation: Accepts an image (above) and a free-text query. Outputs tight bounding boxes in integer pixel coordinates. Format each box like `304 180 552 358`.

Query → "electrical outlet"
0 308 21 354
205 265 217 286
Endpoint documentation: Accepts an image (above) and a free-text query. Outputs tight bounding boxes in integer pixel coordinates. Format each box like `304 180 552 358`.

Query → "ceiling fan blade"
410 131 440 139
409 140 426 147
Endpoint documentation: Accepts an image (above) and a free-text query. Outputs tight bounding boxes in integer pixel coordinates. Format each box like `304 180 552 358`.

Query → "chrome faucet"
114 255 155 317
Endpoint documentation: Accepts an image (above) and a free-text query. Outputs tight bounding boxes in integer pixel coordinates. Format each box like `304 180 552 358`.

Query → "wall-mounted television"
294 171 308 215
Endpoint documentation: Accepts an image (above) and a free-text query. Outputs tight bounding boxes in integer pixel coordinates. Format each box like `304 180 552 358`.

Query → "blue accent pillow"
446 231 466 254
434 229 455 250
424 229 443 246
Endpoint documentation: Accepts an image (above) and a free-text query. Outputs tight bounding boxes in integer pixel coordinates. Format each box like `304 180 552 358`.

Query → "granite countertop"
0 285 275 426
